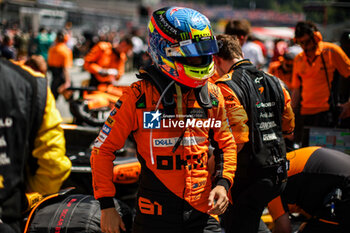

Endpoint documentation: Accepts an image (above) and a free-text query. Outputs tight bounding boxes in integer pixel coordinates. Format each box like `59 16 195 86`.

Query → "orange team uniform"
90 78 237 224
292 41 350 115
268 60 292 90
268 146 320 221
210 71 294 145
84 41 127 85
47 42 73 68
47 42 73 99
268 146 350 231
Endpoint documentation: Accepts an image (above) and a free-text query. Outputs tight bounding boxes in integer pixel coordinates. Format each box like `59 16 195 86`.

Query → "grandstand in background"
303 1 350 41
0 0 304 34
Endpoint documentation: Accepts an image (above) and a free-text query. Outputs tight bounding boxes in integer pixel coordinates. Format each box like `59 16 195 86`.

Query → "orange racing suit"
90 69 237 232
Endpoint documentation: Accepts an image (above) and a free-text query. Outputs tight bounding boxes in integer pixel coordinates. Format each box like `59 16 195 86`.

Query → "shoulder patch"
136 93 146 108
210 93 219 107
115 100 123 109
106 116 115 126
130 81 143 99
208 82 221 98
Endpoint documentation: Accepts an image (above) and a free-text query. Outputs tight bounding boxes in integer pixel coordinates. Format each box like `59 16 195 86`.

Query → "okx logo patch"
143 110 161 129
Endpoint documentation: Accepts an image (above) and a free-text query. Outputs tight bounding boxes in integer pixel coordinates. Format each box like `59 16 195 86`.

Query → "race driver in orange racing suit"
90 7 237 233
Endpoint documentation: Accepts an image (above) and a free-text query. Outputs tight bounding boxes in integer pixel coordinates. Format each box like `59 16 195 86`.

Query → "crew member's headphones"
313 31 323 43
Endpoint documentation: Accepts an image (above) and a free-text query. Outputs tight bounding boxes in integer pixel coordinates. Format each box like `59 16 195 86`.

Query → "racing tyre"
27 194 133 233
69 100 110 127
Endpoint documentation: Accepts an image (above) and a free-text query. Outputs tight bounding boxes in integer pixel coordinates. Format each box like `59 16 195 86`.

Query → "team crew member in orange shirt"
90 7 237 233
212 34 294 233
268 147 350 233
84 36 133 88
47 31 73 99
291 21 350 143
268 50 298 91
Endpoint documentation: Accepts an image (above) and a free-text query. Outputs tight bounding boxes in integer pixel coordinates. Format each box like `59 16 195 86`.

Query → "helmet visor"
165 39 218 57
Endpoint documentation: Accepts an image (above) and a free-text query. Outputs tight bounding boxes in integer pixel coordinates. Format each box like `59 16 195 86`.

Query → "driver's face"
183 57 204 66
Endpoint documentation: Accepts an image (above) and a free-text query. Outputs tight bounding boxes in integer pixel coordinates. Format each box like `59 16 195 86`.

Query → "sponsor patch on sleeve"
93 138 103 148
102 124 112 135
92 148 100 155
115 100 123 109
106 117 115 126
110 108 117 116
98 132 108 142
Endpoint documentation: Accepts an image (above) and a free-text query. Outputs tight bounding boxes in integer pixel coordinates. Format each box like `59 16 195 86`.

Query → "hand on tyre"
100 208 126 233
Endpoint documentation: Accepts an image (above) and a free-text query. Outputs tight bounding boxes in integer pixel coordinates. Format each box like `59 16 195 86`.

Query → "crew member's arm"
207 84 237 215
84 42 114 83
216 82 249 152
58 48 73 94
84 43 104 75
290 57 302 111
90 83 138 232
273 213 292 233
268 196 292 233
339 99 350 119
27 88 72 195
291 88 301 110
114 52 127 81
332 43 350 79
330 45 350 120
281 86 295 137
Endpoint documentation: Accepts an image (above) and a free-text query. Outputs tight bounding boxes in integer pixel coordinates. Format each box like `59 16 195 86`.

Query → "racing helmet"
148 7 218 88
